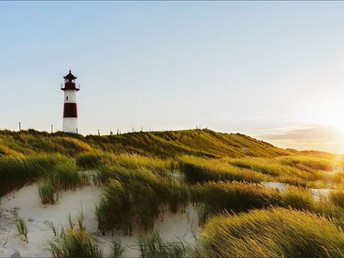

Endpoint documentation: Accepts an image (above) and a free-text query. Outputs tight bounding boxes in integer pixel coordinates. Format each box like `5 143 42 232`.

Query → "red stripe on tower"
63 103 78 118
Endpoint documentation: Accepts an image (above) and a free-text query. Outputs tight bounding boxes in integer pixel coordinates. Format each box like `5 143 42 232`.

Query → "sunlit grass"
49 212 103 258
200 208 344 257
96 167 189 234
38 179 58 204
191 181 280 223
76 152 174 173
37 161 89 204
179 155 270 184
0 154 70 197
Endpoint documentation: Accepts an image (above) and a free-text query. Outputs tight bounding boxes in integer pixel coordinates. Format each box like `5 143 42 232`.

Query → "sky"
1 2 344 153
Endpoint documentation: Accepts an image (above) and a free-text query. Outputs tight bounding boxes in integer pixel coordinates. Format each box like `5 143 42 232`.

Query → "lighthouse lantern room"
61 70 80 133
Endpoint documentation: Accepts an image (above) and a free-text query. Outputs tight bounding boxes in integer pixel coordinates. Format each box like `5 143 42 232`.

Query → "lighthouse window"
66 96 68 101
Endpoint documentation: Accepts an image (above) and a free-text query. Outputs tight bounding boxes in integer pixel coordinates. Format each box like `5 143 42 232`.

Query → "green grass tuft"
49 213 102 258
15 216 28 243
200 208 344 257
38 179 58 204
138 232 189 258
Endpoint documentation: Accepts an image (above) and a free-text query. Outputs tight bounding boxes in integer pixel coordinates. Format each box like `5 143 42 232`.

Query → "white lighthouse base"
63 118 78 134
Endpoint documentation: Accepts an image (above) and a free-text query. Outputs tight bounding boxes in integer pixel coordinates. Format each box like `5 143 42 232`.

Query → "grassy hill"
3 128 344 257
0 128 294 158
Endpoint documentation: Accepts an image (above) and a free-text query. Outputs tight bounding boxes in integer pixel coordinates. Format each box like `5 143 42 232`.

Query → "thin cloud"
254 125 344 153
261 125 342 142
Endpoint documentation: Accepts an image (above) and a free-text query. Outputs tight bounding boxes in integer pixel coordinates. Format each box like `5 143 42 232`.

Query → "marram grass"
15 216 28 243
112 238 126 258
96 167 189 234
178 155 271 184
49 213 102 258
38 178 58 204
0 154 70 196
191 181 280 223
200 208 344 258
138 232 189 258
37 161 89 204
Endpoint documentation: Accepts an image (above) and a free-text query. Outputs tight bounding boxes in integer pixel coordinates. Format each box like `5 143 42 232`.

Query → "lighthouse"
61 70 80 133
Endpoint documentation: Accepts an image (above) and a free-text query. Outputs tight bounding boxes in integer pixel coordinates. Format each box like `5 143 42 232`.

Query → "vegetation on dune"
3 129 344 258
199 208 344 258
179 155 271 184
38 178 59 204
0 128 293 158
0 129 91 157
179 154 343 188
15 216 28 243
0 154 70 196
138 232 190 258
96 167 189 234
191 181 280 223
52 162 89 190
95 167 344 231
111 238 126 258
330 191 344 209
37 161 89 204
76 152 174 172
49 213 103 258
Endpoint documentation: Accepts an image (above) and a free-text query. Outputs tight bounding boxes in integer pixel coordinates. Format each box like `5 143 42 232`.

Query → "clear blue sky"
1 2 344 152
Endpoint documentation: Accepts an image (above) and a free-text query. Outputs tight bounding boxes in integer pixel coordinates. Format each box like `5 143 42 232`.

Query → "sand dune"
0 184 199 257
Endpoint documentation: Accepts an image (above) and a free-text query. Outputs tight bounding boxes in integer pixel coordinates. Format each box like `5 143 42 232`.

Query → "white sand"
262 181 333 202
310 188 333 201
261 181 288 191
0 184 199 257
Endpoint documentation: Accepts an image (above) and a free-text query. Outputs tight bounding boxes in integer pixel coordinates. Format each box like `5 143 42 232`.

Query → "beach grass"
112 238 126 258
178 155 270 184
49 213 103 258
191 181 280 223
200 207 344 257
0 154 70 197
138 232 189 258
96 166 190 234
15 216 28 243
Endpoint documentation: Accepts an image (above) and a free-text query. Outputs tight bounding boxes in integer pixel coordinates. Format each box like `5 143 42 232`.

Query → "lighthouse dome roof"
64 70 77 80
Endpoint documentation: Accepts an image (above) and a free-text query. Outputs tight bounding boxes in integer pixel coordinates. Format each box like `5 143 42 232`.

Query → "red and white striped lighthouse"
61 70 80 133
